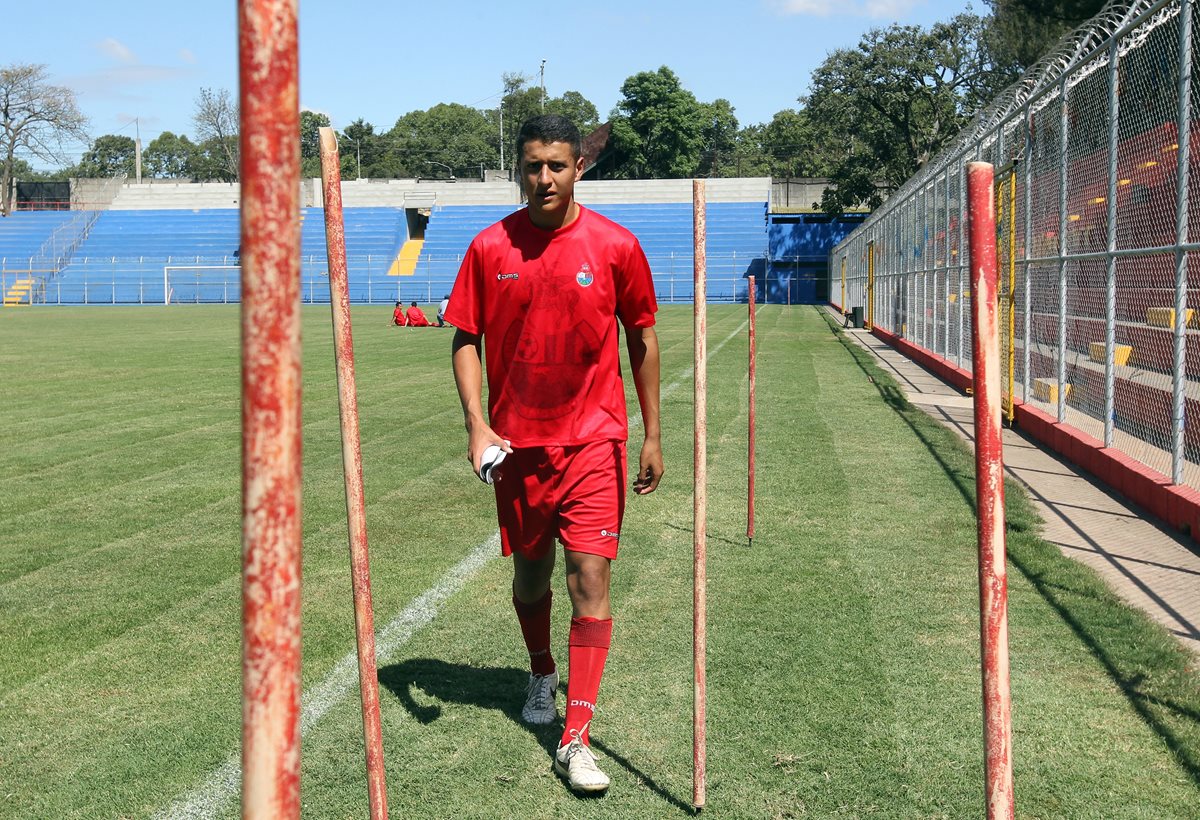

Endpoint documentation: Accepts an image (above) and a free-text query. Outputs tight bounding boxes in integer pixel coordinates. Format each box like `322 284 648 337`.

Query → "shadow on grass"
823 312 1200 787
378 659 695 814
665 521 746 548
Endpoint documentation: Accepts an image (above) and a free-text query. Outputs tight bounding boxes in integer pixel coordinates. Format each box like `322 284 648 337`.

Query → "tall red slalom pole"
747 274 756 545
238 1 302 817
318 127 389 820
692 179 708 811
965 161 1016 820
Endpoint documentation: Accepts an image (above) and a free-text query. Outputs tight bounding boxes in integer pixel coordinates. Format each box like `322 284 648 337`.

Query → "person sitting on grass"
406 301 432 327
392 301 408 327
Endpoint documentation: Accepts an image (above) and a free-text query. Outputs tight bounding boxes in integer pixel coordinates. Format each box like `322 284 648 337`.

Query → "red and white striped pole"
747 274 756 545
966 161 1015 820
239 1 302 817
318 127 389 820
692 179 708 811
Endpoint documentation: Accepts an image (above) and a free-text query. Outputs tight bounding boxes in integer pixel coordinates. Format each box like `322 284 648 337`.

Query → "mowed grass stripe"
2 306 1198 818
155 311 751 820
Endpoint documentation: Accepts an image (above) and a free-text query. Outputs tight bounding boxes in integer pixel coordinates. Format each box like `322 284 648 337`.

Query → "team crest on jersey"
576 263 593 287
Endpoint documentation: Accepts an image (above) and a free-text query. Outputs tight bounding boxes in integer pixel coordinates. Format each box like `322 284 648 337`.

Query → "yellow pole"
866 242 875 331
1006 174 1017 424
841 256 847 313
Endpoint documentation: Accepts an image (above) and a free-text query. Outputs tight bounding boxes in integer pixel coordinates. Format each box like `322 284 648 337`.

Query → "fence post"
1057 76 1070 423
1172 0 1195 485
958 160 967 368
1104 37 1121 448
966 160 1016 820
867 241 875 330
1022 109 1033 403
239 0 302 816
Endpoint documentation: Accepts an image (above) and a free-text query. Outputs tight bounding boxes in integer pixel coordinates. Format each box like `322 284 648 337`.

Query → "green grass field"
1 304 1198 818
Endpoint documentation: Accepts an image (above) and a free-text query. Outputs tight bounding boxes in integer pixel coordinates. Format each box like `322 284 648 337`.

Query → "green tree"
76 134 136 178
985 0 1106 71
697 98 739 177
190 137 238 182
299 110 332 177
805 13 997 213
336 118 376 180
758 109 839 178
609 66 708 178
547 91 600 134
387 103 498 178
143 131 199 178
192 87 238 180
0 63 90 215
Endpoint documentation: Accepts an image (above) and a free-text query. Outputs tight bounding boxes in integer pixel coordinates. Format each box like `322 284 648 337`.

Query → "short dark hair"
516 115 581 161
411 301 418 306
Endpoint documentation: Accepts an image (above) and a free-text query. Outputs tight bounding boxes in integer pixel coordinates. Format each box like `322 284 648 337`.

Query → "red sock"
561 617 613 747
513 588 556 676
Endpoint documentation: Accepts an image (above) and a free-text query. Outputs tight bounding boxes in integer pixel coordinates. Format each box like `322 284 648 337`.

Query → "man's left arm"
626 324 663 494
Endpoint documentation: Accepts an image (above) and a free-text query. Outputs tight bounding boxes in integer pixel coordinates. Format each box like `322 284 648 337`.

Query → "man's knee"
513 550 555 601
565 553 611 599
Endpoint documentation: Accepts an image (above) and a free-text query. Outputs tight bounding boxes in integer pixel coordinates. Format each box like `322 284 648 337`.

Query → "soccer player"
392 300 407 326
405 301 432 327
446 114 662 795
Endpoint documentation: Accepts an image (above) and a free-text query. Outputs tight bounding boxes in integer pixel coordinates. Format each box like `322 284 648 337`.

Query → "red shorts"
493 440 627 560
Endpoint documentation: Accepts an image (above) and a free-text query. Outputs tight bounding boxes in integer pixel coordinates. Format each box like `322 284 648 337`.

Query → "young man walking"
445 115 663 794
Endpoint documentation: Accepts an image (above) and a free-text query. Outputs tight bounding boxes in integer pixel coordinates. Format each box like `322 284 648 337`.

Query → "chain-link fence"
832 0 1200 491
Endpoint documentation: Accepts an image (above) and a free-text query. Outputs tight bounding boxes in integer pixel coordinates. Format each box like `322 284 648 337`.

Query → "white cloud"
178 48 197 64
863 0 920 17
771 0 835 14
97 37 137 64
768 0 919 18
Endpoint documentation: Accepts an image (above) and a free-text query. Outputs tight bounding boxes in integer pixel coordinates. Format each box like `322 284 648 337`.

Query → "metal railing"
832 0 1200 490
17 251 773 307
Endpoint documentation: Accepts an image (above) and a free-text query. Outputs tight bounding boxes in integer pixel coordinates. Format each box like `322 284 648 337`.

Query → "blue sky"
9 0 971 169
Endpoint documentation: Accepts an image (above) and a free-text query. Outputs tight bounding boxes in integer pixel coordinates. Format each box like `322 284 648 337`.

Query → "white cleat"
521 670 559 725
554 728 610 794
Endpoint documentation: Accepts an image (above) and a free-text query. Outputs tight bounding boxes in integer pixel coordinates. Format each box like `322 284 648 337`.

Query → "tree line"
1 0 1103 216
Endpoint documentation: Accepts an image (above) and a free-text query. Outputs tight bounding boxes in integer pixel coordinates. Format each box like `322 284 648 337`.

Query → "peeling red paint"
748 274 757 542
239 1 302 817
318 126 389 820
692 179 707 811
967 161 1016 820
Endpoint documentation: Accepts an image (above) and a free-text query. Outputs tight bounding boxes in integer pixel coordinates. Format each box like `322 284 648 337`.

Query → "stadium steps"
388 238 424 276
3 277 34 306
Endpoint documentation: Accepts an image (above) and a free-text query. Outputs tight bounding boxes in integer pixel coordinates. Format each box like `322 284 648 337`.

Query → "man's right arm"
451 328 511 474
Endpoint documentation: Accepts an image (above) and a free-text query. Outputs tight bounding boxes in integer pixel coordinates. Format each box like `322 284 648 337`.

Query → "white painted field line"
155 535 498 820
156 310 750 820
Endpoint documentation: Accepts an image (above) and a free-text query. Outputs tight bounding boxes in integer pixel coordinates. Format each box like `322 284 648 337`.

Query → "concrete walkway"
834 315 1200 658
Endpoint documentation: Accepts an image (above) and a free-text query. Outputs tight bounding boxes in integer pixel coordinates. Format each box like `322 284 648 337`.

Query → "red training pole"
318 127 389 820
239 1 302 817
966 161 1016 820
747 274 756 545
692 179 707 811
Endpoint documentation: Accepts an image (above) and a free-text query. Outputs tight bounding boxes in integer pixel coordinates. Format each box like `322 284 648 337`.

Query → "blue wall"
766 213 865 304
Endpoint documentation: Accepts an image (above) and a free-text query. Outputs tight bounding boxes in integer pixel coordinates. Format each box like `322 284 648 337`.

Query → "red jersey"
406 306 431 327
393 307 407 326
445 205 657 447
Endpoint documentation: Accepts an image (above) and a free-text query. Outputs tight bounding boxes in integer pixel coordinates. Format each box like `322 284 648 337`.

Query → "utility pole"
540 60 546 113
499 101 504 176
135 117 143 184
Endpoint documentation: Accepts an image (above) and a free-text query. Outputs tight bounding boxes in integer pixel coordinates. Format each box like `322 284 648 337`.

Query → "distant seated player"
392 301 407 326
406 301 432 327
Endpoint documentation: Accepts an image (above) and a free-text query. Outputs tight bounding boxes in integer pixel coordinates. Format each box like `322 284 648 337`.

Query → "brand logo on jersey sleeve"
498 272 519 280
575 262 593 287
